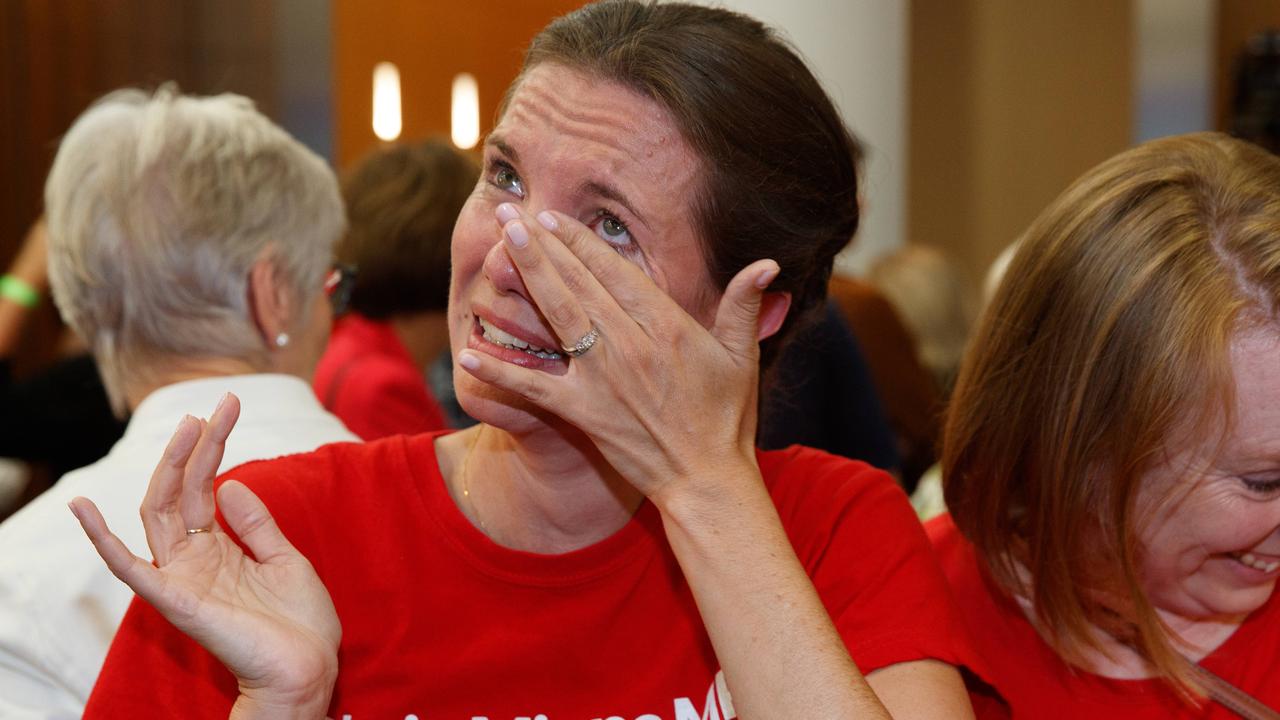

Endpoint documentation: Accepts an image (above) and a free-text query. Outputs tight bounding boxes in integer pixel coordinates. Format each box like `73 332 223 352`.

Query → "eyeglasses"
324 264 357 317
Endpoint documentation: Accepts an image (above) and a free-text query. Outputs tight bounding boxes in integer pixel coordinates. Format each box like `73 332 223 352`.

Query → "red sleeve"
84 597 237 718
761 447 980 675
326 356 448 441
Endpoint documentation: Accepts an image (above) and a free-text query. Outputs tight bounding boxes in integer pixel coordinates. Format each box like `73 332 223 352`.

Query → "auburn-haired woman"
931 132 1280 719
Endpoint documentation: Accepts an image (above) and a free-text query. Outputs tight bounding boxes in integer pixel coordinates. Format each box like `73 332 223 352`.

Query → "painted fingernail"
505 220 529 248
496 203 520 224
755 262 780 289
458 350 481 370
536 211 558 231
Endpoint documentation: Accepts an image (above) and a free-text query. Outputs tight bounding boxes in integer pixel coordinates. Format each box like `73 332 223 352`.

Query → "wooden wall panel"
0 0 279 374
332 0 583 172
909 0 1133 285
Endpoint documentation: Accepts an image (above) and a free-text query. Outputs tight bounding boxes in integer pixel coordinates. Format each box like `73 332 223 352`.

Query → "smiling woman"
930 132 1280 719
73 2 977 719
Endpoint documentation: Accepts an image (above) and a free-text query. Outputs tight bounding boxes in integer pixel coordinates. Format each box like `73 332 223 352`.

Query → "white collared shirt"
0 374 358 719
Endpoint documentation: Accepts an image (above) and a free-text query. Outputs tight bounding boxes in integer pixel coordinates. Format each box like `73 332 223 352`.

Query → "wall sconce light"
452 73 480 149
372 61 402 142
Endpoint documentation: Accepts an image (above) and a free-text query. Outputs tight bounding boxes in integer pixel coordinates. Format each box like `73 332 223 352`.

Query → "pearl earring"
275 332 290 348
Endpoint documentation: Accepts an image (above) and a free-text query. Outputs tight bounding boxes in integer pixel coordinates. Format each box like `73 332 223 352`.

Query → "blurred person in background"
1230 29 1280 154
0 217 123 516
314 139 479 439
829 273 943 492
0 87 357 718
758 299 901 478
867 244 975 396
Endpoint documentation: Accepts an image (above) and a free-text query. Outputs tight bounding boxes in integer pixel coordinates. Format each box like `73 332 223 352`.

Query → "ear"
757 291 791 342
246 252 294 348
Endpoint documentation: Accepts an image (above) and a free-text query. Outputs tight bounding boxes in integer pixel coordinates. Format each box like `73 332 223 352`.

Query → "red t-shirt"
87 435 974 718
927 513 1280 719
312 313 448 440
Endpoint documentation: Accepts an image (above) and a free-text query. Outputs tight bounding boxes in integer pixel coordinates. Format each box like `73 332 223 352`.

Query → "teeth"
1236 552 1280 573
479 319 562 360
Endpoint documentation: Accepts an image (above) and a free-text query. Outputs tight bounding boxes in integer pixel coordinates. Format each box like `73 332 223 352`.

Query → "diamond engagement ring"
562 327 600 358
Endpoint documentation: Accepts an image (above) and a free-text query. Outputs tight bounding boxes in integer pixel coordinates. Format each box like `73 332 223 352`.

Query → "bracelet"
0 275 40 308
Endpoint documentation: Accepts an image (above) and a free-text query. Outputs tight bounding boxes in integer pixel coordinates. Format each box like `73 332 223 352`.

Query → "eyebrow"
485 134 651 231
486 135 519 164
578 179 650 231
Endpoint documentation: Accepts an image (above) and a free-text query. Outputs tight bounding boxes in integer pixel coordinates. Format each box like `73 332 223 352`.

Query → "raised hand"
70 394 339 718
457 203 784 504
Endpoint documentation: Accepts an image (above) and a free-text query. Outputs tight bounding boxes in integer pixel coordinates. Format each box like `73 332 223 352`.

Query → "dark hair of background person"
1230 29 1280 153
942 132 1280 693
338 139 480 319
757 301 901 478
515 0 863 372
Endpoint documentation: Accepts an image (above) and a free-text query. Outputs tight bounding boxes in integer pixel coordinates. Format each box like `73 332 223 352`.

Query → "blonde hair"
868 245 974 392
44 87 344 414
943 132 1280 694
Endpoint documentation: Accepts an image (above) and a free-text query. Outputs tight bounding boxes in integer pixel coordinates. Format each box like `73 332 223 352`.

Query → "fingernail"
496 203 520 224
214 392 230 414
505 220 529 248
536 211 558 231
458 350 481 370
755 263 780 289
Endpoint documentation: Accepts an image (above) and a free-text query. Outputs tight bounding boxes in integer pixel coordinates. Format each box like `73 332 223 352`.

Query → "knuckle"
545 299 580 330
519 245 544 269
559 264 588 292
516 375 550 405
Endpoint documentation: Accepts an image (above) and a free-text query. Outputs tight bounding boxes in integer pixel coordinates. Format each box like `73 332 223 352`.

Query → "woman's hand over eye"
70 394 340 719
457 204 781 508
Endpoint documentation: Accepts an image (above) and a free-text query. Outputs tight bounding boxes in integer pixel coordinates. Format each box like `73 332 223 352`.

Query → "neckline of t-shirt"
972 538 1279 705
404 431 666 587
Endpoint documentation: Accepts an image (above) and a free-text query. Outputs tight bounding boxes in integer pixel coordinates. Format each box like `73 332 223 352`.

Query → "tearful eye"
492 165 525 198
593 213 632 247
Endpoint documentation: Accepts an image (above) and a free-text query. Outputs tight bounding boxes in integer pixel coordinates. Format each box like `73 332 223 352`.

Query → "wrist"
233 658 338 720
233 681 336 720
651 454 769 527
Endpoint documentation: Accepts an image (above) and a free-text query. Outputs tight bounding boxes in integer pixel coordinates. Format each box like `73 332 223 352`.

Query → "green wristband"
0 275 40 308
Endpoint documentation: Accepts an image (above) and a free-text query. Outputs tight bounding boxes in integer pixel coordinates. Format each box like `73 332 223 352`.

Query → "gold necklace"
459 426 488 534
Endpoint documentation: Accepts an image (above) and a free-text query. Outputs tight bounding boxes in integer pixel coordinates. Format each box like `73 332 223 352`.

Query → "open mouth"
478 318 563 360
1230 551 1280 574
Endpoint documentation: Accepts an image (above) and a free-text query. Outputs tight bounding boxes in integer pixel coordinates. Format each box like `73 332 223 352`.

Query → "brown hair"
339 139 479 318
514 0 862 369
943 132 1280 694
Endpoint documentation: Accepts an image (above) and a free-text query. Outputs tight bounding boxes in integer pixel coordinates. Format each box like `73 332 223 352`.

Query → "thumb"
217 481 301 565
711 259 780 358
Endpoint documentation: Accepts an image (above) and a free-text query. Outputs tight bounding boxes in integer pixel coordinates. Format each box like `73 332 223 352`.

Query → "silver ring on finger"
562 327 600 358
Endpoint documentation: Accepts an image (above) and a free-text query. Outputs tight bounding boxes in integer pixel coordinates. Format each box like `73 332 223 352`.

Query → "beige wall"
908 0 1133 284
